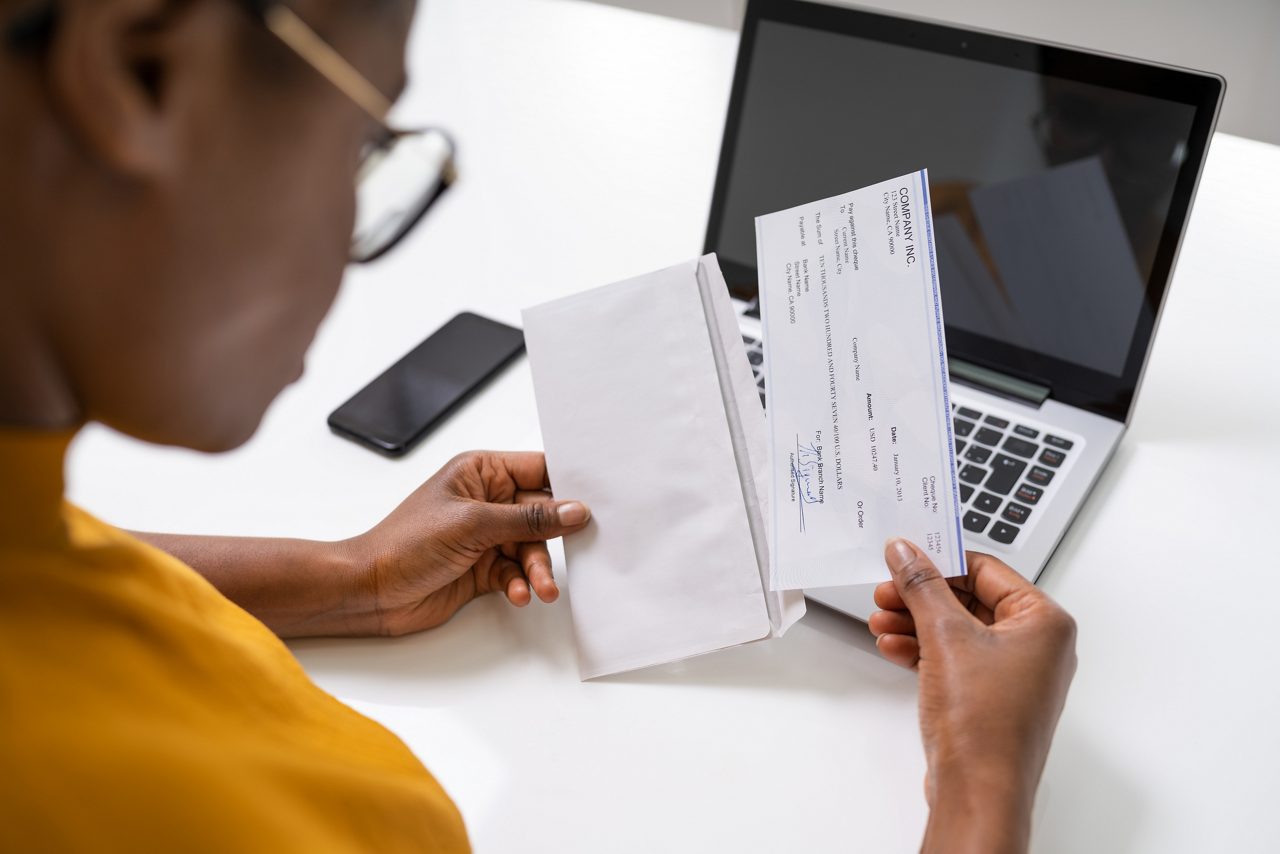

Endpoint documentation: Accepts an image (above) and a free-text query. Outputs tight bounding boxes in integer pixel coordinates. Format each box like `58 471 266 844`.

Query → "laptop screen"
705 0 1222 420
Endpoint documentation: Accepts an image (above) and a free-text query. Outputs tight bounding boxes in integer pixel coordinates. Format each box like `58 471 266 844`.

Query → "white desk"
67 0 1280 851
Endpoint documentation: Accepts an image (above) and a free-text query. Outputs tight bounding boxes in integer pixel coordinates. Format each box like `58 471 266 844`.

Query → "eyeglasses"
5 0 452 263
250 2 456 263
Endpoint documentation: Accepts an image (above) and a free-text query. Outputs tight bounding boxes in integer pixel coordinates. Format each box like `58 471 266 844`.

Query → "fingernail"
885 538 914 571
557 501 590 526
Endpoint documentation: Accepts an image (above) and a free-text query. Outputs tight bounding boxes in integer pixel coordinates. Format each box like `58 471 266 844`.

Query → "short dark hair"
5 1 58 53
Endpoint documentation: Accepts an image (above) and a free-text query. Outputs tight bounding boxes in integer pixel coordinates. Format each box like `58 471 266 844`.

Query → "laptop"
703 0 1224 620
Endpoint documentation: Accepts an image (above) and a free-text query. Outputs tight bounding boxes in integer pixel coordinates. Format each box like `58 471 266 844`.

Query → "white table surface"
66 1 1280 851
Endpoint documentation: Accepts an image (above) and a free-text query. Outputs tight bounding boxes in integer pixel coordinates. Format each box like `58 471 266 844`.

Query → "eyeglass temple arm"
258 3 394 123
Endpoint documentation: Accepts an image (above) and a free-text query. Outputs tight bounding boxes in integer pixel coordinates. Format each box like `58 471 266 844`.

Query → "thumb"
884 538 966 635
466 497 591 546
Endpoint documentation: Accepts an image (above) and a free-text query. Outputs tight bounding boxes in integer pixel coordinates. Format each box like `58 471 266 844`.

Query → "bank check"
756 169 965 590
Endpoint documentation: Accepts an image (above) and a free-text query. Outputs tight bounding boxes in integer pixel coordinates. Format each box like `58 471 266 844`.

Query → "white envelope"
523 255 805 680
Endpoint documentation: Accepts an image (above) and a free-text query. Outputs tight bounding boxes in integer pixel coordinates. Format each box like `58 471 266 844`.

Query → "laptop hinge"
949 358 1050 407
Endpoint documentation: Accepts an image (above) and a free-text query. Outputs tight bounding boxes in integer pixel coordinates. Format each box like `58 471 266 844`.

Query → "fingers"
465 494 591 547
513 492 565 603
961 550 1041 620
445 451 552 499
875 557 998 622
462 485 580 608
868 608 915 638
874 579 906 611
875 632 921 669
489 556 530 607
519 540 559 603
491 451 553 491
949 586 997 625
883 538 969 639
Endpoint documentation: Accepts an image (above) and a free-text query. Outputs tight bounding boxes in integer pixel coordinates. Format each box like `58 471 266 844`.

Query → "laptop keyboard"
742 332 1081 549
950 401 1082 547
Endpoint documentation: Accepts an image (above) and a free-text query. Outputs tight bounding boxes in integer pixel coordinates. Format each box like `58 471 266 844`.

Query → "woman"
0 0 1076 851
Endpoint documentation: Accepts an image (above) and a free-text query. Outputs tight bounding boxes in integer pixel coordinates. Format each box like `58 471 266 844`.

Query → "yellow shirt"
0 431 470 853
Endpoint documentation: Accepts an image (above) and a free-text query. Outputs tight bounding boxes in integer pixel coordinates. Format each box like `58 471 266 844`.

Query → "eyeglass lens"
350 128 456 263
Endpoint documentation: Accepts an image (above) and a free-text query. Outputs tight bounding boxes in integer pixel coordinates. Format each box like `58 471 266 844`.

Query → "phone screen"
328 312 525 456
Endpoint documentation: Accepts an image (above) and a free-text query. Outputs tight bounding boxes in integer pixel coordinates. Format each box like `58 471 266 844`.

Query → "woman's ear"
45 0 205 178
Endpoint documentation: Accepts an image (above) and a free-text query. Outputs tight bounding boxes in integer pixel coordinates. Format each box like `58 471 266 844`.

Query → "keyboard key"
959 465 987 485
974 427 1002 446
957 407 982 420
1044 434 1074 450
1039 448 1066 468
1015 483 1043 505
963 511 991 533
742 335 759 347
989 522 1020 544
965 445 992 464
1002 502 1032 524
956 440 967 455
973 492 1001 513
985 455 1027 495
1002 436 1037 458
954 419 975 437
757 376 765 389
984 415 1009 429
759 392 767 407
1027 465 1055 487
747 349 763 366
959 484 974 503
1014 424 1039 439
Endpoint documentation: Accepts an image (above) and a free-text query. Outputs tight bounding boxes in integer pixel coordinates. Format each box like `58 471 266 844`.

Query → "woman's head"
0 0 414 450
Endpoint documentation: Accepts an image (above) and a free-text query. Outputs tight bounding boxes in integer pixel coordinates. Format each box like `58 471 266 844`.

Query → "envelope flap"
696 255 806 634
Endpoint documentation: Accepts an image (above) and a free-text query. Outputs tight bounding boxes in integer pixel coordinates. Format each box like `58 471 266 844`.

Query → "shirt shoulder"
0 507 470 853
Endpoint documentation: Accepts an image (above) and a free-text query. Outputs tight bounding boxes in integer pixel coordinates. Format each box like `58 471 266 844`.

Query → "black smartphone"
328 312 525 457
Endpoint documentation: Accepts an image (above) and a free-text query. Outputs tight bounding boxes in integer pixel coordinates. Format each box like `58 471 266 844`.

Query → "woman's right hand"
870 539 1077 854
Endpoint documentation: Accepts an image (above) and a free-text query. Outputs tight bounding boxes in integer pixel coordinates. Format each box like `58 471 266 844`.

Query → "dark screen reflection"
714 21 1196 378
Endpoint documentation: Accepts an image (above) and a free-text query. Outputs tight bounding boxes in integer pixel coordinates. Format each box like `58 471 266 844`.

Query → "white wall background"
584 0 1280 145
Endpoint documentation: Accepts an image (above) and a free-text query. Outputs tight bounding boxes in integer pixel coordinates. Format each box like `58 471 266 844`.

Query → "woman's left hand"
345 450 591 636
